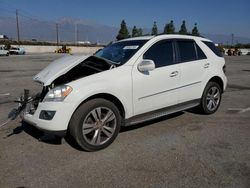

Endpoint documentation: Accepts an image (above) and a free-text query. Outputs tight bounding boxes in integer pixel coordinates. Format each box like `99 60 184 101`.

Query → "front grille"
25 101 36 115
25 90 44 115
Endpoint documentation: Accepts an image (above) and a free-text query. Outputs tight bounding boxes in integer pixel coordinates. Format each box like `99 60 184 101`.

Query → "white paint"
228 107 250 113
23 34 227 133
240 107 250 113
0 46 9 56
0 93 10 96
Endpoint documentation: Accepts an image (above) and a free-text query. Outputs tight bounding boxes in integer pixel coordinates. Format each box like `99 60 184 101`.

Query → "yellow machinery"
55 45 71 53
227 48 241 56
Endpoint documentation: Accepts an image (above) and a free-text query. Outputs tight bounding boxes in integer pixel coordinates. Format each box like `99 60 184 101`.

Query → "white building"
77 41 91 45
0 34 8 39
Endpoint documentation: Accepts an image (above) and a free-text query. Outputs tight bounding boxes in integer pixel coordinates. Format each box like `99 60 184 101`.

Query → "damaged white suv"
22 35 227 151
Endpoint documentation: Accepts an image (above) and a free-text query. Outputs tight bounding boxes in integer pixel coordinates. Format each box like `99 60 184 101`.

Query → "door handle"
170 71 178 77
204 63 210 68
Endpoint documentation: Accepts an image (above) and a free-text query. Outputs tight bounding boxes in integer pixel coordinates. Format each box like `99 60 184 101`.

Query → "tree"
138 28 143 36
179 20 188 35
132 26 139 37
164 20 175 34
151 21 158 35
163 24 169 34
192 23 200 36
116 20 130 40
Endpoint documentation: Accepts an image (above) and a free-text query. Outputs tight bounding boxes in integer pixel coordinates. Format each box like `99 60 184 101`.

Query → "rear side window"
202 41 223 57
195 43 207 60
143 40 174 68
177 40 197 62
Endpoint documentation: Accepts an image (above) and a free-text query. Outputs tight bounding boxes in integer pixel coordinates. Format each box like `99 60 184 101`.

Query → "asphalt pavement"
0 54 249 188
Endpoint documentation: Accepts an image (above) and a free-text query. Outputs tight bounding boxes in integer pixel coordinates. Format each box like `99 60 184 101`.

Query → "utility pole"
16 9 20 43
56 23 59 46
86 29 89 41
231 33 234 46
75 24 78 44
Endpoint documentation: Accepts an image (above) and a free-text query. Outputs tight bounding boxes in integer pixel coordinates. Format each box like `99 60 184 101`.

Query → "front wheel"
69 99 122 151
199 82 222 114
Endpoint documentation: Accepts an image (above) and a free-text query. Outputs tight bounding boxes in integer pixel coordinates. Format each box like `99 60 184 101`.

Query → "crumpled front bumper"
23 101 76 135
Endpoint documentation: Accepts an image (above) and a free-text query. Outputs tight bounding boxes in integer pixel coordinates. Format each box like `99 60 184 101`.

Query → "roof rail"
155 33 206 38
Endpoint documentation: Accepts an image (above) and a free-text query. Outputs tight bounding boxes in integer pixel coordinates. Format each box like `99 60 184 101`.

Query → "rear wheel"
69 98 122 151
199 82 222 114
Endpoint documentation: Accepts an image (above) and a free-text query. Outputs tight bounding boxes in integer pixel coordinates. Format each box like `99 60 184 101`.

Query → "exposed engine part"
1 56 117 129
52 56 113 86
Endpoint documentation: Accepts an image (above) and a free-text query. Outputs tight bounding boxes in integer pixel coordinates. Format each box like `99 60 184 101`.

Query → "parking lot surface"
0 54 250 188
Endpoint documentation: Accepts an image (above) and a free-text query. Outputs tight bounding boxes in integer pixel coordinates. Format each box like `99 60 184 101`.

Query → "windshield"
95 40 148 65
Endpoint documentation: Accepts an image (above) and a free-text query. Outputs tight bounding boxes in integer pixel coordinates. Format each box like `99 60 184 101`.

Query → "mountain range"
1 16 250 45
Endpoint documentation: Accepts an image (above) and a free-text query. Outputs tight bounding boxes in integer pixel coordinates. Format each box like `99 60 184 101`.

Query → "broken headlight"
43 85 72 102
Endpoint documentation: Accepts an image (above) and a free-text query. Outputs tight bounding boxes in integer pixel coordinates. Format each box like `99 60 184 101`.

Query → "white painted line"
0 93 10 96
227 108 241 111
227 107 250 113
239 107 250 113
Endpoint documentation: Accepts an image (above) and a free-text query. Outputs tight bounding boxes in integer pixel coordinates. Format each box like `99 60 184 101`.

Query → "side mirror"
138 59 155 72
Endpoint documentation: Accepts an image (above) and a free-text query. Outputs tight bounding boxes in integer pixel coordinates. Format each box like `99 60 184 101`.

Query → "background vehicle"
55 45 71 53
9 47 26 55
0 45 9 56
21 35 227 151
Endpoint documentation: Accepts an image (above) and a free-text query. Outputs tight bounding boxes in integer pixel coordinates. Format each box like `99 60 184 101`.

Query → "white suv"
22 34 227 151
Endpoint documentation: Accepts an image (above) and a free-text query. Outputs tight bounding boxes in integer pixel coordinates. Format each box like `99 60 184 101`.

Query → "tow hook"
0 89 33 128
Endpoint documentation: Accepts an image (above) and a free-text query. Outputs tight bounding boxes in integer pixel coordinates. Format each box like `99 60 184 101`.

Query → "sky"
0 0 250 38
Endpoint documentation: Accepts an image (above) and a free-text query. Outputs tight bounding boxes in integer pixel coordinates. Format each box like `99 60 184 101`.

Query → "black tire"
6 53 9 56
69 98 122 151
198 82 222 114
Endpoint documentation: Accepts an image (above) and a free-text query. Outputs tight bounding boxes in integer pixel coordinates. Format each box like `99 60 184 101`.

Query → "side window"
195 43 207 60
143 40 174 68
202 41 223 57
177 40 197 62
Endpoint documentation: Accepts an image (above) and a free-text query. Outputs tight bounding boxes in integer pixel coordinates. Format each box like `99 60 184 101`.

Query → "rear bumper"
222 73 227 92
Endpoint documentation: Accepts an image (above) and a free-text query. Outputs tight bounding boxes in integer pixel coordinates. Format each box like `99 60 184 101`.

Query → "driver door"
132 40 180 116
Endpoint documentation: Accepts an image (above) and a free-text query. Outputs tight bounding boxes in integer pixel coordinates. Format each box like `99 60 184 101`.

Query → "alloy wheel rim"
82 107 117 146
206 86 220 111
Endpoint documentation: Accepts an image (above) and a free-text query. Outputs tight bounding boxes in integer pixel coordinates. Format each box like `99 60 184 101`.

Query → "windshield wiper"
109 64 116 69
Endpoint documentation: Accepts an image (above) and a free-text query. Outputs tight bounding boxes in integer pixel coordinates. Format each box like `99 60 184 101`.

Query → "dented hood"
33 55 89 86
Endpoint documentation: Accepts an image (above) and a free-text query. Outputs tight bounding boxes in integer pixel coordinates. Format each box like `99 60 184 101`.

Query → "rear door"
175 39 208 103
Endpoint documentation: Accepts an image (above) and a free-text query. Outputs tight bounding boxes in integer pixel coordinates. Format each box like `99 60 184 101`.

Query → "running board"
125 99 200 126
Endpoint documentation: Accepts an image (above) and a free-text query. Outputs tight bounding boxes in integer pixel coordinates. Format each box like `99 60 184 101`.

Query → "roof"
121 36 154 41
119 34 212 42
